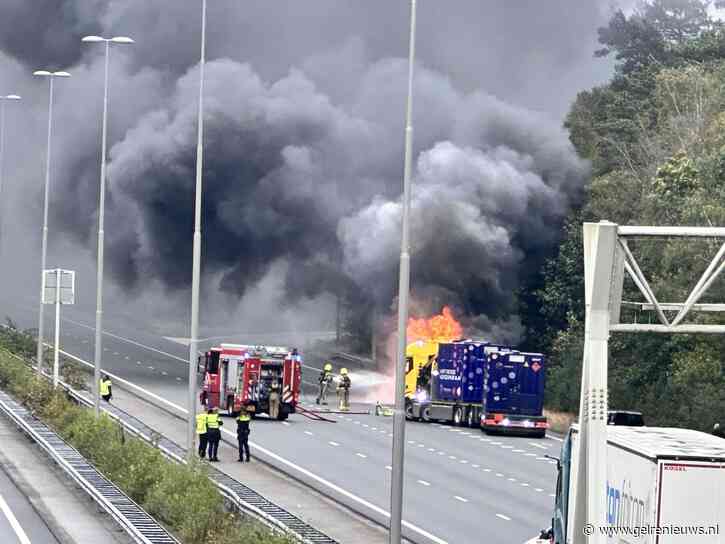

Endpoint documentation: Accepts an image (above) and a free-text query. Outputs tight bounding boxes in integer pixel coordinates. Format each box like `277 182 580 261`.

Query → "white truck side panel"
657 461 725 544
567 432 658 544
606 445 657 544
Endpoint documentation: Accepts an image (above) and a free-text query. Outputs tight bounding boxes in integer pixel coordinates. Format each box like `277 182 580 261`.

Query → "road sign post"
42 269 75 387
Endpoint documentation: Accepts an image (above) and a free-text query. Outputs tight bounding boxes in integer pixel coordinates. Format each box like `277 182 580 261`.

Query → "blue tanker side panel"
461 343 486 403
434 343 461 401
485 352 546 416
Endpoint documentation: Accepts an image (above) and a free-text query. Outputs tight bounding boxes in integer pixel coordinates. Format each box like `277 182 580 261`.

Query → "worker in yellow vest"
236 407 251 462
100 375 112 402
205 407 223 462
196 410 208 459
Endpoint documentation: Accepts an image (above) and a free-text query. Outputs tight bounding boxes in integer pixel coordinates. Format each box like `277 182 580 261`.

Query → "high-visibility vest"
100 379 111 396
196 413 207 434
237 413 251 422
206 413 221 429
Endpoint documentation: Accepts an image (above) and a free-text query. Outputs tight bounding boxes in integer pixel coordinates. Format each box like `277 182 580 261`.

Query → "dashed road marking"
496 473 504 477
501 445 513 449
176 377 181 381
428 448 435 452
304 431 314 436
124 356 130 360
496 514 511 521
529 442 548 450
162 371 168 376
329 441 340 447
136 361 142 365
282 421 290 426
417 444 424 448
472 464 480 468
448 455 457 460
484 469 492 472
521 483 529 487
385 465 392 471
526 453 537 457
454 496 468 503
459 460 468 464
535 488 543 492
513 449 524 453
148 366 155 370
508 478 517 482
417 480 431 486
356 453 367 459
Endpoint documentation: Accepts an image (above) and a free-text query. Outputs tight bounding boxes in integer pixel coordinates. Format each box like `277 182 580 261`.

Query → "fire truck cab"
198 343 301 420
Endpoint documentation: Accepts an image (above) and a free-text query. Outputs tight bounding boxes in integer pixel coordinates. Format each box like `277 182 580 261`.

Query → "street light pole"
389 1 417 543
0 94 22 265
33 71 69 374
188 0 207 458
82 35 134 415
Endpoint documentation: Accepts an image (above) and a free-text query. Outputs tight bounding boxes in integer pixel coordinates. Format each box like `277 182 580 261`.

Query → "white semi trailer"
546 425 725 544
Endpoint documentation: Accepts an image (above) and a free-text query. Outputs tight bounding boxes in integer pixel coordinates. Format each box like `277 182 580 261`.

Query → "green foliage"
531 0 725 434
0 348 294 544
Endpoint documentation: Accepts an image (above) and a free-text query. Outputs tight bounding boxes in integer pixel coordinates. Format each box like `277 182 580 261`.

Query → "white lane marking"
417 444 424 448
148 366 155 371
535 488 543 492
513 449 524 453
388 433 393 437
371 427 377 431
547 435 564 442
62 316 189 363
491 441 502 445
501 445 513 449
529 442 548 450
549 494 555 497
328 441 340 447
136 361 142 365
454 496 468 503
354 421 361 425
63 346 450 544
408 440 415 444
162 371 168 376
363 424 369 428
459 460 468 464
521 483 529 487
437 451 445 456
448 455 457 460
417 480 431 486
483 469 491 472
507 478 517 482
472 464 480 468
124 355 130 360
526 453 537 457
304 431 314 436
480 438 491 442
113 351 119 355
385 465 392 471
356 453 367 459
461 432 471 436
0 493 32 544
176 377 181 381
428 448 436 452
536 457 548 461
496 513 511 521
282 422 290 426
496 473 504 477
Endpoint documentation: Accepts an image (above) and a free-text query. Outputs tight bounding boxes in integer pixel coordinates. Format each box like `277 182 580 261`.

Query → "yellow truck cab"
405 340 439 399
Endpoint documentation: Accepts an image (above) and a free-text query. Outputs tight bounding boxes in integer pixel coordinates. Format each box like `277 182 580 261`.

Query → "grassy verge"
0 327 294 544
544 408 575 436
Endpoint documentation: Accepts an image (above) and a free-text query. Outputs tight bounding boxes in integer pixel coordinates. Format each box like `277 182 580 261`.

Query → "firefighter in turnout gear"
237 406 251 462
100 375 112 402
337 368 351 411
196 410 208 459
316 363 334 405
206 407 223 462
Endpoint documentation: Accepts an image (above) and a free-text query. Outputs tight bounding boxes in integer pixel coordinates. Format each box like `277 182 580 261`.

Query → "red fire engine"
198 344 302 420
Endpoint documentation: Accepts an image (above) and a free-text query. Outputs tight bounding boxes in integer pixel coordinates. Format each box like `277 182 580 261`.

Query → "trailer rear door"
656 461 725 543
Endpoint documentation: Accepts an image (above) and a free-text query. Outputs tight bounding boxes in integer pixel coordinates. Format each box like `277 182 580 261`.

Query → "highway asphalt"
0 464 59 544
2 298 559 544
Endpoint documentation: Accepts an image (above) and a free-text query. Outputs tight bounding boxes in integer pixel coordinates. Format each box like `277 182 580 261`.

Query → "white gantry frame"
573 222 725 543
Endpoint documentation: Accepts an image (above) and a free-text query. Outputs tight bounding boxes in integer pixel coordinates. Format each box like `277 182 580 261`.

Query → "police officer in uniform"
206 407 223 461
237 406 251 462
196 409 208 459
100 375 113 402
317 363 333 405
337 368 351 411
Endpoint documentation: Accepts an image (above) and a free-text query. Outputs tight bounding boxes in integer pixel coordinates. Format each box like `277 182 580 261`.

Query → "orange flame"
406 306 463 343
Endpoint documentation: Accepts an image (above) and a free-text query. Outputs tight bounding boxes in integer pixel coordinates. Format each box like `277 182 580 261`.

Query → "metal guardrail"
0 389 179 544
5 343 339 544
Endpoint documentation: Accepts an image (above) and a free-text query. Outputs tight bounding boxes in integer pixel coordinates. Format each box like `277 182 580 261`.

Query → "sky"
0 1 632 340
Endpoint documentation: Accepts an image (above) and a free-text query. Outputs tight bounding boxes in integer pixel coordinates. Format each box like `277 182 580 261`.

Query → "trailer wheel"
453 406 464 426
421 406 431 422
466 408 476 428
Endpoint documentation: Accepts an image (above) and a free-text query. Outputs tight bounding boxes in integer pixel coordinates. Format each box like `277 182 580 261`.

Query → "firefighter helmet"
340 368 348 376
324 363 333 372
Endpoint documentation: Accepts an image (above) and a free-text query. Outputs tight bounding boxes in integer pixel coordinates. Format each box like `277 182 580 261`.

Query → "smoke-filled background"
0 1 633 345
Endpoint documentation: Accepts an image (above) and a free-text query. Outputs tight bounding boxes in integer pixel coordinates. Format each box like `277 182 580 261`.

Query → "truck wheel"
453 406 463 426
421 406 432 422
531 429 546 439
405 400 416 421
